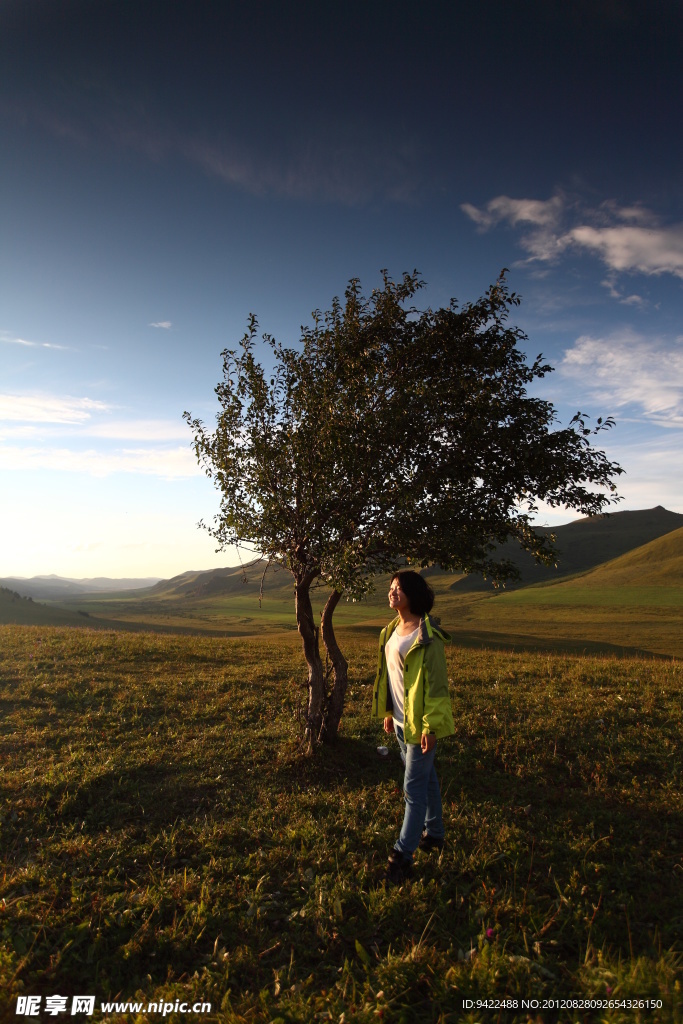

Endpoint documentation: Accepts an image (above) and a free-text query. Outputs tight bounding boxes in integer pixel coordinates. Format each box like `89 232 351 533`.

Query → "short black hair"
391 570 434 617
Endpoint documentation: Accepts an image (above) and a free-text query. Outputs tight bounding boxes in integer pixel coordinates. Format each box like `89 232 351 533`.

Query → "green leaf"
355 938 371 965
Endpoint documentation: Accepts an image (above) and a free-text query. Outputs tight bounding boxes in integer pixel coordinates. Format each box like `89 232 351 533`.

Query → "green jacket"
372 614 455 743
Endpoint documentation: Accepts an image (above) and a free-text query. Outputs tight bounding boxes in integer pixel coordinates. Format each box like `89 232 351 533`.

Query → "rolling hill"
55 504 682 609
458 525 683 658
565 523 683 588
142 561 296 600
451 505 683 591
0 586 96 627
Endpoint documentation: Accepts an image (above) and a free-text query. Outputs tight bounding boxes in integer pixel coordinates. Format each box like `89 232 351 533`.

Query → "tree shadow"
276 734 398 790
6 733 398 858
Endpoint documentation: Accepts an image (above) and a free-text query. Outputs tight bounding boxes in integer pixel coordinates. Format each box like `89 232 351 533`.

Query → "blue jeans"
394 723 445 858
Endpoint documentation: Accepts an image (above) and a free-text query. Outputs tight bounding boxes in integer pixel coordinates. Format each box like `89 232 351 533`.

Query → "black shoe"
418 831 445 853
384 849 413 885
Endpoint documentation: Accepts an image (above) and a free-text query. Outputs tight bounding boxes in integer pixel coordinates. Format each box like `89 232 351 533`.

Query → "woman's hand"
421 732 436 754
383 716 394 734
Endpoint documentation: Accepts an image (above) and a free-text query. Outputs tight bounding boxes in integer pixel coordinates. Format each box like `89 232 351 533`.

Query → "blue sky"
1 0 682 579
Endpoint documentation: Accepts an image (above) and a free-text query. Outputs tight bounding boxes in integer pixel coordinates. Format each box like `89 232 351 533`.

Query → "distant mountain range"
127 504 683 599
3 505 682 604
2 506 682 657
0 574 162 600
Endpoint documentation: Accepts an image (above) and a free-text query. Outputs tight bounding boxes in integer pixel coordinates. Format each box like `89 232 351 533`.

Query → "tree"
184 272 622 748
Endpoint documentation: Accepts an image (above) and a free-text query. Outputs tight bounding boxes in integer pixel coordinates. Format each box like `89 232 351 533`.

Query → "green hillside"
460 527 683 658
136 505 683 604
58 562 473 636
451 504 683 591
55 506 683 619
0 587 93 627
144 561 297 600
566 522 683 588
500 524 683 598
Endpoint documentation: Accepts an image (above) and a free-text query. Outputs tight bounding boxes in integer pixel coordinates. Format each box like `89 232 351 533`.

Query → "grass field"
456 592 683 661
4 523 682 665
1 625 681 1023
493 588 683 607
5 577 682 663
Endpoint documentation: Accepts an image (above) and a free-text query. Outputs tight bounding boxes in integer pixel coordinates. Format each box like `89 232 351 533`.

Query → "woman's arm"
422 639 455 738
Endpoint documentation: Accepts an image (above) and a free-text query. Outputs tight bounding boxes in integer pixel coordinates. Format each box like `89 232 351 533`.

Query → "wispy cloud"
461 192 573 266
4 95 422 206
461 193 683 281
0 390 193 440
0 444 200 479
601 273 646 307
1 332 69 350
561 330 683 427
178 128 422 205
149 321 173 329
0 390 196 476
0 418 190 442
0 393 110 423
87 419 189 441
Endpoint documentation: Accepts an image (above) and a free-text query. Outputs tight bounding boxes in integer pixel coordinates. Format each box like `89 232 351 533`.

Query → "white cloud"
461 194 564 231
0 393 110 423
564 223 683 279
0 394 193 474
0 424 43 440
600 274 646 307
0 444 200 479
87 419 190 440
0 418 190 442
461 193 569 266
561 330 683 426
462 193 683 282
149 321 173 329
603 202 656 226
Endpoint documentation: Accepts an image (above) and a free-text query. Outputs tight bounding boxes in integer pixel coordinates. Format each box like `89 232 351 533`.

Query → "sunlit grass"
497 586 683 608
1 626 681 1022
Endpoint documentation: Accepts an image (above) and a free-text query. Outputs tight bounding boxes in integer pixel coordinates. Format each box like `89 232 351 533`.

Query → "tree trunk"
294 570 325 751
320 588 348 742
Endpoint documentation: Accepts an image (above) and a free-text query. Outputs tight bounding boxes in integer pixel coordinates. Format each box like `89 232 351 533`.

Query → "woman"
372 570 455 884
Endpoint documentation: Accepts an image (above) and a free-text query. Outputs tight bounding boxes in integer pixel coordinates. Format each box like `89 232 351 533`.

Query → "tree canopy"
184 271 622 746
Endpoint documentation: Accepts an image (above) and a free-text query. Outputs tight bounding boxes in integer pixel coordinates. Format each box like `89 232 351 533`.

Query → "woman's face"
388 579 411 614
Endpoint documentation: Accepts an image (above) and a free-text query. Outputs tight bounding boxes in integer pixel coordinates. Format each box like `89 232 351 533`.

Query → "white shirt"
385 625 419 727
